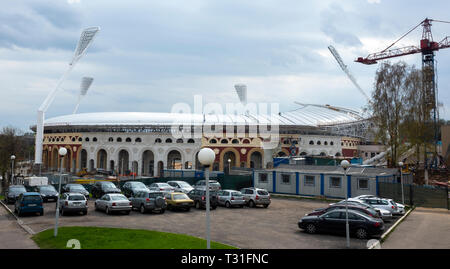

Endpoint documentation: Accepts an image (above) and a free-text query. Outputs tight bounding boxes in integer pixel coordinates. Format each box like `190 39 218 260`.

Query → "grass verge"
0 195 4 200
32 226 237 249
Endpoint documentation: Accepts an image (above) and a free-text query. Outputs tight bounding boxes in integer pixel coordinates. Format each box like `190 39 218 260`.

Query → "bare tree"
0 126 29 189
370 62 409 167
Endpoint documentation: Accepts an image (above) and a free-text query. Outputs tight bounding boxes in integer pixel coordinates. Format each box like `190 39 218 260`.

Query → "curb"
0 200 36 235
367 207 414 249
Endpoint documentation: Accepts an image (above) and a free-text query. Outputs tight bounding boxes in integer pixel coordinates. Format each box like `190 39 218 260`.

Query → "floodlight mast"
73 77 94 114
35 27 100 166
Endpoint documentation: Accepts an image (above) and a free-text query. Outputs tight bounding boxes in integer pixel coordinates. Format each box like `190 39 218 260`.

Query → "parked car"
353 195 405 215
298 209 385 239
307 203 381 219
333 200 392 221
187 189 218 210
58 192 88 216
130 191 166 214
94 193 132 215
353 197 398 214
193 180 221 191
216 190 246 208
164 192 194 211
240 187 271 208
122 181 150 197
62 184 90 199
91 181 121 198
5 185 27 204
14 192 44 216
167 181 194 194
148 182 175 193
32 185 59 202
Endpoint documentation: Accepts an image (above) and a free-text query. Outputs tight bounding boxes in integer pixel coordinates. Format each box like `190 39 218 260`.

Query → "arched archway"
157 161 164 177
80 149 88 169
223 151 237 174
167 150 182 169
142 150 155 176
89 159 94 171
52 148 58 171
97 149 107 169
118 150 130 175
195 151 201 170
63 147 72 173
249 151 263 169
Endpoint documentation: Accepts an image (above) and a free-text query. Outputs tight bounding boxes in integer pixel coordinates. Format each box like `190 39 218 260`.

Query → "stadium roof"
44 104 364 128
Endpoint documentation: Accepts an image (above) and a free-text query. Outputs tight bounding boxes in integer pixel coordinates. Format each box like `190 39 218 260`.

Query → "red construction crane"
355 18 450 167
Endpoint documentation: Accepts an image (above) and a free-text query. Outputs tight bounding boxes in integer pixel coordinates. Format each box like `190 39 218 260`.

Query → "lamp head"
341 160 350 170
198 148 215 166
59 147 68 156
11 155 16 160
398 162 403 167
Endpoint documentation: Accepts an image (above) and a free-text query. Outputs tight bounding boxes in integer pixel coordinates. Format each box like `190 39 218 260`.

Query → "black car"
298 209 384 239
62 184 90 199
122 181 150 197
307 204 381 219
91 181 121 198
5 185 27 204
32 185 59 202
187 189 218 210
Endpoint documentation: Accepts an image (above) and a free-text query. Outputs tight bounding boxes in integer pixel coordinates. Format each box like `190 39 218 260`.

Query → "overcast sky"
1 0 450 131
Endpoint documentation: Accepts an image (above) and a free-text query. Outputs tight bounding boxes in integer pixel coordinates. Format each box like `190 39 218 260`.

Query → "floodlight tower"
73 77 94 114
34 27 100 168
234 84 247 105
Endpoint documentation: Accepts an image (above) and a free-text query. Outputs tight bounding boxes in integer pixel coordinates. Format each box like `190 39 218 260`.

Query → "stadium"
37 102 372 177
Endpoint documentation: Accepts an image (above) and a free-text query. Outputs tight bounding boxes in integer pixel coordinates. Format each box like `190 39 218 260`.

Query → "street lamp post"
198 148 216 249
399 161 404 205
10 155 16 185
54 147 67 237
341 159 350 249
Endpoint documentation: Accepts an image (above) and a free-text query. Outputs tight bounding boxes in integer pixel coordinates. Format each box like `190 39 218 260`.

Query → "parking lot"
4 197 402 249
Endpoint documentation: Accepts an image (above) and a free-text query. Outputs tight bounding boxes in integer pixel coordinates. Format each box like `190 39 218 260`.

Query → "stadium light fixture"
35 27 100 166
73 77 94 114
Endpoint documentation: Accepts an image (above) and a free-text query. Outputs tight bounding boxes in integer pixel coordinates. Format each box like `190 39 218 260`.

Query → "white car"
147 182 175 193
167 181 194 194
353 195 405 215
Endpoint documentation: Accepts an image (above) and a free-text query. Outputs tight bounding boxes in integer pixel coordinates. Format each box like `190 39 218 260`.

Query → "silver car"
240 187 271 208
194 180 221 191
356 197 398 214
129 191 167 214
148 182 175 193
94 193 132 215
335 199 392 221
58 193 88 216
353 195 405 215
217 190 245 208
167 181 194 194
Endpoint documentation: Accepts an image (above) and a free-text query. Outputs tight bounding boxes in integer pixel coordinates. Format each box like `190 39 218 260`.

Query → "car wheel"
105 207 110 215
263 204 269 208
225 201 231 208
140 205 146 214
212 205 217 210
186 207 191 212
14 207 17 213
82 210 87 215
159 209 165 214
249 200 255 208
61 208 65 216
40 211 44 216
124 210 130 215
355 228 368 239
306 224 316 234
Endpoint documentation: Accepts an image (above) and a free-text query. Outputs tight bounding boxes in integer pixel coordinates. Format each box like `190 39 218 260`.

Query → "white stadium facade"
36 104 374 177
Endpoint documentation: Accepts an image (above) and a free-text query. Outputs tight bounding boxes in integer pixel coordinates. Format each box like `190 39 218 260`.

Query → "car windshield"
231 192 243 196
40 186 56 192
131 182 146 188
9 186 26 192
70 185 85 191
111 196 128 201
157 183 171 188
23 195 41 202
68 195 85 201
173 194 189 200
102 183 116 188
257 190 269 195
178 182 191 187
149 192 163 198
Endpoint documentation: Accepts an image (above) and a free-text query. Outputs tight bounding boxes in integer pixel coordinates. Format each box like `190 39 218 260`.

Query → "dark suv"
129 191 167 214
91 181 121 198
187 189 218 210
